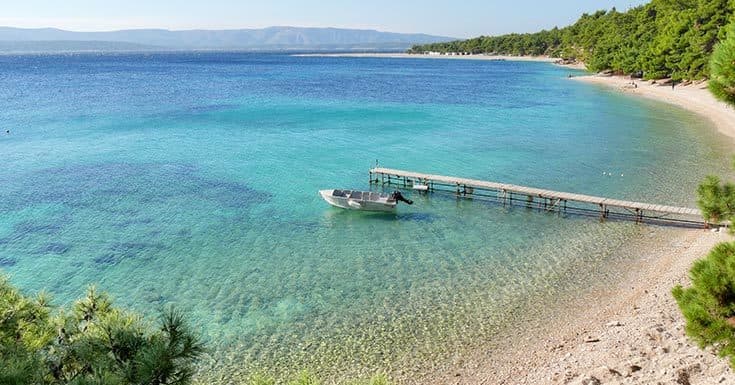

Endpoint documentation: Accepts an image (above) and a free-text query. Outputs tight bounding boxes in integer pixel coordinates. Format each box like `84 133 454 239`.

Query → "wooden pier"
369 167 704 226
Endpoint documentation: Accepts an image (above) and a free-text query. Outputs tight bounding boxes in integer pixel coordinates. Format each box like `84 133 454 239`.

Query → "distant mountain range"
0 26 455 52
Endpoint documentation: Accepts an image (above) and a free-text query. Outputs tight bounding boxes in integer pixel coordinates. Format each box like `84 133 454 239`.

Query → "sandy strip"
573 75 735 140
294 52 557 63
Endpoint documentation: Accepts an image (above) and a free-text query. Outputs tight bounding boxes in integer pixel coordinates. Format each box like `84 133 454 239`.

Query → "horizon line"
0 25 459 38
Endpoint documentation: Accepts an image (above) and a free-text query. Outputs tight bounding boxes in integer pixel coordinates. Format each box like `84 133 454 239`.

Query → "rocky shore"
515 230 734 385
423 230 735 385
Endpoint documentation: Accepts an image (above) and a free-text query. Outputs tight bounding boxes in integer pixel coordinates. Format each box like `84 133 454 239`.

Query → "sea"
0 52 732 381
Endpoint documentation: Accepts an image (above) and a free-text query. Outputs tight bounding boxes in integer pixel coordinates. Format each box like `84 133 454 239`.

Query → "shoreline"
292 54 735 384
573 74 735 141
418 72 735 384
425 228 734 384
295 52 588 71
295 52 558 63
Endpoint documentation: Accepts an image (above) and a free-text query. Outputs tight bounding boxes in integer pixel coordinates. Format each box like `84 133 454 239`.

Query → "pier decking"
370 167 704 225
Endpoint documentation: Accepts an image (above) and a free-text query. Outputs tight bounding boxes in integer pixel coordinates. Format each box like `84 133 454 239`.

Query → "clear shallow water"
0 53 732 380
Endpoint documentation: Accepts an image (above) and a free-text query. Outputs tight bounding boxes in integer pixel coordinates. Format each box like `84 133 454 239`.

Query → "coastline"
295 52 558 63
295 52 589 71
420 72 735 384
572 75 735 141
425 228 734 385
11 51 735 384
288 54 735 384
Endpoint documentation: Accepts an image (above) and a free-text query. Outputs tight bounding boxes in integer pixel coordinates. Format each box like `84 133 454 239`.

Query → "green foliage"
0 277 204 385
697 175 735 223
363 374 390 385
0 276 53 385
710 21 735 105
673 242 735 366
247 372 392 385
286 371 320 385
0 277 392 385
247 373 276 385
409 0 735 81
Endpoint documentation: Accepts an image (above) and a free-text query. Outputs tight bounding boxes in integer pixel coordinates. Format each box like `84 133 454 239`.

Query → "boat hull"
319 190 396 212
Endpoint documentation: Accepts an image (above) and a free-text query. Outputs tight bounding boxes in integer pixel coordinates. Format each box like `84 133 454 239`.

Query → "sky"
0 0 648 38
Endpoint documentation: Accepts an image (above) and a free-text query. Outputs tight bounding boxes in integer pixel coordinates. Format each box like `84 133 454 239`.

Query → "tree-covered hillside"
410 0 735 81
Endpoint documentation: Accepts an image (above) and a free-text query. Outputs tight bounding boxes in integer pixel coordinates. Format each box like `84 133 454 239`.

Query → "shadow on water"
320 207 440 224
393 212 440 223
411 189 707 229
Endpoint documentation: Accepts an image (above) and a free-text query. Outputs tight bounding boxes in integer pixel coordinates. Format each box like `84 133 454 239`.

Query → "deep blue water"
0 52 731 379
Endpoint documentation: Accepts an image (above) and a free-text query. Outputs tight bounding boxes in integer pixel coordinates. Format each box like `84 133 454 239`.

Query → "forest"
410 0 735 82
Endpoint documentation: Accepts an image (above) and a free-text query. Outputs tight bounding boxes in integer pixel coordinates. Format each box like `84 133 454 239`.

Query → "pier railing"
369 167 706 227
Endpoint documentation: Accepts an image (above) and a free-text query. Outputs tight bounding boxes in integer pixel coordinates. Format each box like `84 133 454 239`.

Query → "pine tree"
0 278 204 385
710 22 735 105
673 242 735 367
696 175 735 223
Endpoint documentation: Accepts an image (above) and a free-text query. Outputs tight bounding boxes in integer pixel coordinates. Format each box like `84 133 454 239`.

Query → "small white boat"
319 189 413 212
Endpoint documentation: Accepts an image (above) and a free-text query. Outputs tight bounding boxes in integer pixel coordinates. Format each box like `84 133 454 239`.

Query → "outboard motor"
391 191 413 205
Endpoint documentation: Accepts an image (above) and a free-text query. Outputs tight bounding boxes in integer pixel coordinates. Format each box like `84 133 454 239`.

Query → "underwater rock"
38 242 71 255
0 256 17 267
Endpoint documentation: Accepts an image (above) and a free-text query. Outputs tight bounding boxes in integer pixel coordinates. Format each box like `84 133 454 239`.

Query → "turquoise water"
0 53 732 380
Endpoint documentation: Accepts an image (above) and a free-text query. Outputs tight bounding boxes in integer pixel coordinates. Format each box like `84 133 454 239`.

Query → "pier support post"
363 167 699 226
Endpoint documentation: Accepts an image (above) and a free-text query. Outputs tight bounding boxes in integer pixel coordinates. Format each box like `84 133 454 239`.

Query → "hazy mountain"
0 40 158 52
0 26 455 51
